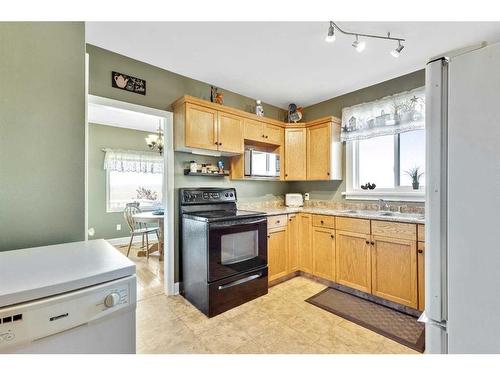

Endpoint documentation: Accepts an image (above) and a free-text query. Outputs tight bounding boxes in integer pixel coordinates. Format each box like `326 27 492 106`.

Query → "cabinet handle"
320 220 324 224
265 135 269 139
214 141 218 145
276 220 280 224
267 235 270 239
331 235 334 239
219 143 222 146
371 241 375 245
365 240 370 244
262 134 265 138
285 174 288 177
327 172 330 176
418 249 423 254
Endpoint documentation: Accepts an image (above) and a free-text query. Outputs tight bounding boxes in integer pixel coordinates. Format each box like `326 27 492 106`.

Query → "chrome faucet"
378 199 390 211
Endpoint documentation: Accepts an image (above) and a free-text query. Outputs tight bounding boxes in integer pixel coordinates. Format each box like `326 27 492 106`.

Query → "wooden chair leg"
126 234 134 257
145 232 149 260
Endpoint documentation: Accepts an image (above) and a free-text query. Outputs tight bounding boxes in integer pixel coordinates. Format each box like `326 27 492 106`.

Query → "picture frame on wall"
111 71 146 95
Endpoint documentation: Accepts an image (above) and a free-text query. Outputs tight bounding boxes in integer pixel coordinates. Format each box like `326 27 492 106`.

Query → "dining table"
132 211 164 261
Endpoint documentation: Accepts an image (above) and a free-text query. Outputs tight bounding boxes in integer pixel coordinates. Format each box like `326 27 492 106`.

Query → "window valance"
103 148 163 174
341 87 425 142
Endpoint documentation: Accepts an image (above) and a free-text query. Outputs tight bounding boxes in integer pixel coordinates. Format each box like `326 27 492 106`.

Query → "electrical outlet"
304 193 310 201
116 224 121 231
88 227 95 236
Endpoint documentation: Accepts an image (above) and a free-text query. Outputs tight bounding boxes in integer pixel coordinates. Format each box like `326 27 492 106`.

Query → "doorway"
85 95 175 296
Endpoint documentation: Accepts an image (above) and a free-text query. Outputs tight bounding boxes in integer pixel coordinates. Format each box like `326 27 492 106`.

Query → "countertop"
0 239 135 308
256 206 425 224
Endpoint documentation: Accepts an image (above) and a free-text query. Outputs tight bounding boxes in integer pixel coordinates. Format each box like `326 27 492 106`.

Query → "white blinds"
103 148 163 174
341 87 425 142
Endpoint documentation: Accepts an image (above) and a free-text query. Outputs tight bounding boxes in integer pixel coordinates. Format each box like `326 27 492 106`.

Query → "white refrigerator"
422 42 500 354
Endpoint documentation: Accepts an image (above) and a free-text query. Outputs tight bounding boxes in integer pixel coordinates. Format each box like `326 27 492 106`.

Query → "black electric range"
179 187 268 317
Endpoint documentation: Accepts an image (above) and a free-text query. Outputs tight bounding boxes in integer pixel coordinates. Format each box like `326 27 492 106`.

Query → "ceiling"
86 22 500 109
88 102 162 132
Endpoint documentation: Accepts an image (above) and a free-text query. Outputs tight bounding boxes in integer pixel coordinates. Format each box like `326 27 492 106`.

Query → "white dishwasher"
0 239 136 354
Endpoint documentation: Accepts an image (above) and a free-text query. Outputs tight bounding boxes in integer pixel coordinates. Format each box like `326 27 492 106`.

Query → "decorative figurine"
255 100 264 117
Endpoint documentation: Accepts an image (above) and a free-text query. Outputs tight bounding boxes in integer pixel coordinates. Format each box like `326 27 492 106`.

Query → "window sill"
342 190 425 202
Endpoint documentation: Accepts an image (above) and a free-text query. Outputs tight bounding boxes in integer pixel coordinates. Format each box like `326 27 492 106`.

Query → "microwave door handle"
218 273 262 290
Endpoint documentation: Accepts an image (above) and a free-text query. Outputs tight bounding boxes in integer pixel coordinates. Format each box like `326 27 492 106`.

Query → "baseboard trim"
173 282 180 295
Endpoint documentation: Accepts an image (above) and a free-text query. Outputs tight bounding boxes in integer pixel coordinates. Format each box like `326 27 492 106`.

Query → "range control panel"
0 275 136 352
180 188 237 205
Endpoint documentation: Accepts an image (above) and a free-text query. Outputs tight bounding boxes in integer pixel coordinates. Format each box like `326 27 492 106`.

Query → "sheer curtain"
341 87 425 142
103 148 163 174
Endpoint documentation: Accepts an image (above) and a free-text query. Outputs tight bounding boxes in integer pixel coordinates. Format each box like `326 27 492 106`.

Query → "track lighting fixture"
325 21 336 43
325 21 405 57
391 40 405 58
352 35 366 53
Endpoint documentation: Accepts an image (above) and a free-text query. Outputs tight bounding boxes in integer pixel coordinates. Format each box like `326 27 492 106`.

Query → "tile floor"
118 244 418 354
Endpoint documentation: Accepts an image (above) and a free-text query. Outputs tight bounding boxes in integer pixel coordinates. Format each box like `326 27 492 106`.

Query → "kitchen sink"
379 212 396 216
341 210 360 214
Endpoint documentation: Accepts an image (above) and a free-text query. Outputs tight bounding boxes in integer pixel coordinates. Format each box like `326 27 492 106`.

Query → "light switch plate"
116 224 121 231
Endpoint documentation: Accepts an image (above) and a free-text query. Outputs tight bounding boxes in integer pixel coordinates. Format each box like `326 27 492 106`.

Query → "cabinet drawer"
371 220 417 241
335 217 370 234
267 215 287 229
312 214 335 229
418 224 425 242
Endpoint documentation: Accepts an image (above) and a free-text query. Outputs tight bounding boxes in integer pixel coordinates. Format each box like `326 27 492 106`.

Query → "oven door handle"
209 218 267 229
218 273 262 290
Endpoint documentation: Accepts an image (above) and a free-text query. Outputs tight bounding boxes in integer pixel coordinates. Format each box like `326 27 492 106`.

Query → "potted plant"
405 166 424 190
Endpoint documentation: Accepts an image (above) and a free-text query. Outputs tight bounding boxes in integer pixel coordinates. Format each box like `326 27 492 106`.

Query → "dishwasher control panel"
0 275 136 352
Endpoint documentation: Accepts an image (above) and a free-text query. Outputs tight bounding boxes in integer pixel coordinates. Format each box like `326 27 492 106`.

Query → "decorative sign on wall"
111 71 146 95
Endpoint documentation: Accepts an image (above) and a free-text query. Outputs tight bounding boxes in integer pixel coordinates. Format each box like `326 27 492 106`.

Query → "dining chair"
125 202 147 248
123 205 160 258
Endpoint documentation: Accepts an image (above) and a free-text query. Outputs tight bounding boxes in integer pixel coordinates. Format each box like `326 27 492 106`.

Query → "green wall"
0 22 85 251
88 123 155 239
289 70 426 201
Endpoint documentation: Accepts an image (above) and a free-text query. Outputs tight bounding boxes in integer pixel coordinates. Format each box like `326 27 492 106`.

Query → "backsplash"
238 196 425 215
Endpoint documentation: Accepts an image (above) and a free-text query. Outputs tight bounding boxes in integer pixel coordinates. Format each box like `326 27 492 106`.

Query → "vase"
412 181 420 190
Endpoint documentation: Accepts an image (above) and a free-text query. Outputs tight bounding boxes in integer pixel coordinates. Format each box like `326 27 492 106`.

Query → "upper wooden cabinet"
243 118 283 145
184 103 218 151
306 118 342 181
217 111 244 153
371 235 418 309
284 128 307 180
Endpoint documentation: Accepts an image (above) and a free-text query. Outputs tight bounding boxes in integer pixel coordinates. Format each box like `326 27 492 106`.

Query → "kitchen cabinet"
284 128 307 180
312 226 336 281
335 230 372 293
184 103 219 151
298 213 313 273
288 214 300 273
370 235 418 308
217 111 244 153
243 118 283 145
268 226 288 282
306 118 342 181
418 241 425 310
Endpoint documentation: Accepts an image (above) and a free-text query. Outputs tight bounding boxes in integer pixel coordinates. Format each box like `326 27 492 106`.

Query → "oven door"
207 217 267 282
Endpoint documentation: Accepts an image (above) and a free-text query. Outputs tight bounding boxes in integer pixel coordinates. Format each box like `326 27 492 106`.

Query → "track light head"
352 36 366 52
325 22 335 43
391 41 405 58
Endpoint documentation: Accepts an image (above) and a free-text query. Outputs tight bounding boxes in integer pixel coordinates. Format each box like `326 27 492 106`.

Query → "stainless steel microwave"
244 149 280 177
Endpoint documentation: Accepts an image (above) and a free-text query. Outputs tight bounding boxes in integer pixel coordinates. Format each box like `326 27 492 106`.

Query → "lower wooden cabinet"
288 214 300 273
298 214 313 273
371 235 418 308
268 226 288 282
312 227 335 281
335 230 372 293
418 241 425 310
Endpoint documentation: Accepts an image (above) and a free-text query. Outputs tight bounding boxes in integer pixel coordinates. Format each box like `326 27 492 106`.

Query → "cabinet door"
288 214 299 273
243 118 264 142
263 124 283 145
268 226 288 282
298 213 313 273
217 111 244 153
284 128 307 180
307 123 331 180
417 241 425 311
335 230 371 293
312 227 335 281
371 235 418 308
185 103 218 150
